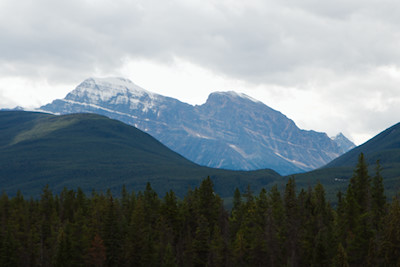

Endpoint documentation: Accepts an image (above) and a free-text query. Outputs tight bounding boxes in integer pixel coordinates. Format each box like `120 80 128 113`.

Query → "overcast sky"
1 0 400 145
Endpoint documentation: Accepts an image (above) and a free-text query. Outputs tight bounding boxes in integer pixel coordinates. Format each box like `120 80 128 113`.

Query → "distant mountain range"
40 77 355 175
0 111 280 198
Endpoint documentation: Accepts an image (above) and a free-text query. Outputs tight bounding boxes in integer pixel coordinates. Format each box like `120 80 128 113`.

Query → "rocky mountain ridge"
40 77 355 175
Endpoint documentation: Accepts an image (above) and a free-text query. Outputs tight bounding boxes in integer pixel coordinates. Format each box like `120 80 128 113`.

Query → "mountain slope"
0 111 281 198
292 122 400 200
40 77 350 175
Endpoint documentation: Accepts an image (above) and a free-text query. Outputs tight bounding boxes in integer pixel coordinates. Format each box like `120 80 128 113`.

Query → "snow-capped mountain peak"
207 91 261 104
66 77 155 104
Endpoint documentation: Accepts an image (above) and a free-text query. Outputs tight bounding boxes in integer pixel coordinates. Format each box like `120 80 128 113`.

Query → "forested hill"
326 122 400 168
292 122 400 199
0 111 280 198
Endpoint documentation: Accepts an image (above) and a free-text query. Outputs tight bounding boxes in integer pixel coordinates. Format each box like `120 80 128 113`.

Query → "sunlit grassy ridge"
11 115 80 145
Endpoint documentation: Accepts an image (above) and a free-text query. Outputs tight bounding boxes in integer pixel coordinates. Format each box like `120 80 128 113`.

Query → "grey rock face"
331 133 356 153
40 77 351 175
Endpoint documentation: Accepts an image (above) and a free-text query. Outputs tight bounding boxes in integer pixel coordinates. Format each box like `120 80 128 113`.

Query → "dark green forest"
1 154 399 266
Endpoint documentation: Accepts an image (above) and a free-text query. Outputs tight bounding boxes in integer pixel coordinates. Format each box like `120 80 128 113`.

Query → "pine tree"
209 224 225 266
284 177 300 266
59 187 76 223
162 190 180 241
39 185 59 266
142 184 161 266
313 182 336 265
103 196 122 266
68 207 90 266
232 187 242 213
232 229 248 266
192 215 210 267
351 153 371 214
143 182 161 225
298 187 315 266
249 188 269 266
370 160 386 231
333 243 349 267
0 223 19 267
196 177 220 228
229 188 243 242
120 185 132 221
125 197 146 265
177 188 196 266
55 224 73 267
162 243 177 267
267 184 286 266
86 233 106 267
381 197 400 266
343 153 373 265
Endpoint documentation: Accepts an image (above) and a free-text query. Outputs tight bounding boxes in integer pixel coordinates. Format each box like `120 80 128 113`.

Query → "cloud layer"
1 0 400 144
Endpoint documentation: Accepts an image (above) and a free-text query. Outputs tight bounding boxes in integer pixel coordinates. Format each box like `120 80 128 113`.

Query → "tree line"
0 153 399 266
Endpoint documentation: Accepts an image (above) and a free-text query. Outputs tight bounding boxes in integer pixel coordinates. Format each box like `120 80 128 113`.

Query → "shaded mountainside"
292 122 400 199
0 111 281 198
40 77 354 175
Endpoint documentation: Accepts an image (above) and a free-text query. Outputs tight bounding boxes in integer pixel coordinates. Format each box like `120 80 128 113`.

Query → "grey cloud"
305 68 400 143
1 0 400 144
0 89 17 109
2 0 400 85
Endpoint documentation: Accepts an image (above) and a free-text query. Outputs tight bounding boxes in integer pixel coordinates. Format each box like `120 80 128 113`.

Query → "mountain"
0 111 280 198
40 77 351 175
331 132 356 153
293 122 400 200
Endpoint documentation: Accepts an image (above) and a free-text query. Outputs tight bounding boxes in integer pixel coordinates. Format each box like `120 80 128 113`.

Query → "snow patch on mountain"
274 152 310 169
66 77 158 108
229 144 252 159
212 91 261 103
183 126 215 140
